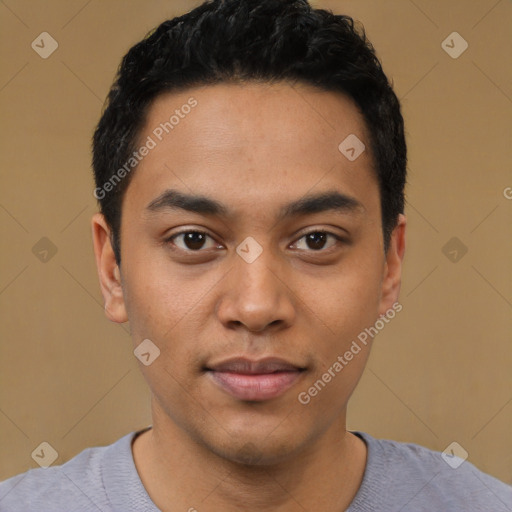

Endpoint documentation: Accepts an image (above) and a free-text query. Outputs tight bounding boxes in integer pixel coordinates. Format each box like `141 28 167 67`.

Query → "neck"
132 405 367 512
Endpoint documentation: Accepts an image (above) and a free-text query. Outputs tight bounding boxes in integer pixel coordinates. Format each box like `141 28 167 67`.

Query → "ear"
91 212 128 323
378 214 406 316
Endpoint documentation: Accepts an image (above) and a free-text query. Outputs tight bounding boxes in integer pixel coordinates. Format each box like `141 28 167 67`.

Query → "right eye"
165 230 222 252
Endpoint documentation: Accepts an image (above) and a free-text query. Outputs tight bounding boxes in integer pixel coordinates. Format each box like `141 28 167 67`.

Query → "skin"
92 81 406 511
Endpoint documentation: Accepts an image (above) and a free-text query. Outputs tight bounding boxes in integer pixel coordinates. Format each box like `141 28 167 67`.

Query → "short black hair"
92 0 406 265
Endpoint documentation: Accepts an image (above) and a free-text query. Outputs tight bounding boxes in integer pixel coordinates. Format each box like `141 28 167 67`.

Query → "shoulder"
0 432 136 512
349 431 512 512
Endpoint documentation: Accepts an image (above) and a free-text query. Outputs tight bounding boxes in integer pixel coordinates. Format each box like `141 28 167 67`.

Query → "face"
92 82 405 465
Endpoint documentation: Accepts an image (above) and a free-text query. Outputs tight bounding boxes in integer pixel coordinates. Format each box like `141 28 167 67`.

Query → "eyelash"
164 229 346 254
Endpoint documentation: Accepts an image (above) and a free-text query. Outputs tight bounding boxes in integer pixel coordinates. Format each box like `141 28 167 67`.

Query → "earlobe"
378 214 406 316
91 213 128 323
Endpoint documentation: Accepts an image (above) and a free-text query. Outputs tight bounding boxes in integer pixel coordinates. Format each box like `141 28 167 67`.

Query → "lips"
205 357 305 402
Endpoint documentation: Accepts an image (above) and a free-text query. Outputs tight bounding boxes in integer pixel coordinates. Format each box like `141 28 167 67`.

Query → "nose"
215 247 296 333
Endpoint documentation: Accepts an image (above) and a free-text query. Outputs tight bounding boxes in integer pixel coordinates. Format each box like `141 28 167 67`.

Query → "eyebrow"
145 188 365 221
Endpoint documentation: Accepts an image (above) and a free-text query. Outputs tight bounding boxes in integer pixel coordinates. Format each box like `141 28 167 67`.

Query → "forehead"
124 81 377 217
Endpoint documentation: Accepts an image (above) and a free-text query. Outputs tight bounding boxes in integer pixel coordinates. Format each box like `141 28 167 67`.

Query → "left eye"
293 231 340 251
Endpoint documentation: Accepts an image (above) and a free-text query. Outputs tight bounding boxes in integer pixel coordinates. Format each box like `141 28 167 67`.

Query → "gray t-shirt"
0 429 510 511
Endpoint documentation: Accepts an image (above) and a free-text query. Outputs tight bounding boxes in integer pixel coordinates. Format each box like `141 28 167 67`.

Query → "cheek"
122 275 172 341
296 275 378 413
299 263 383 401
307 256 383 341
121 248 203 339
121 257 219 389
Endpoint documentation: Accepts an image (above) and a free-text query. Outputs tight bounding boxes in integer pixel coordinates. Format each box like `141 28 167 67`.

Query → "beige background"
1 0 511 486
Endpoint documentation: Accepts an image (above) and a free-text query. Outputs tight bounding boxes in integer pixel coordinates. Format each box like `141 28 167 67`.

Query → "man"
1 0 510 510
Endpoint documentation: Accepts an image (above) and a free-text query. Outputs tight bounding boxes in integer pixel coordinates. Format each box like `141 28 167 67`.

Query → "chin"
199 420 309 467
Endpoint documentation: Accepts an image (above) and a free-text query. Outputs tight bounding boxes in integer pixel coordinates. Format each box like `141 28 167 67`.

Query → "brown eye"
169 231 218 251
305 232 328 250
294 231 340 251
